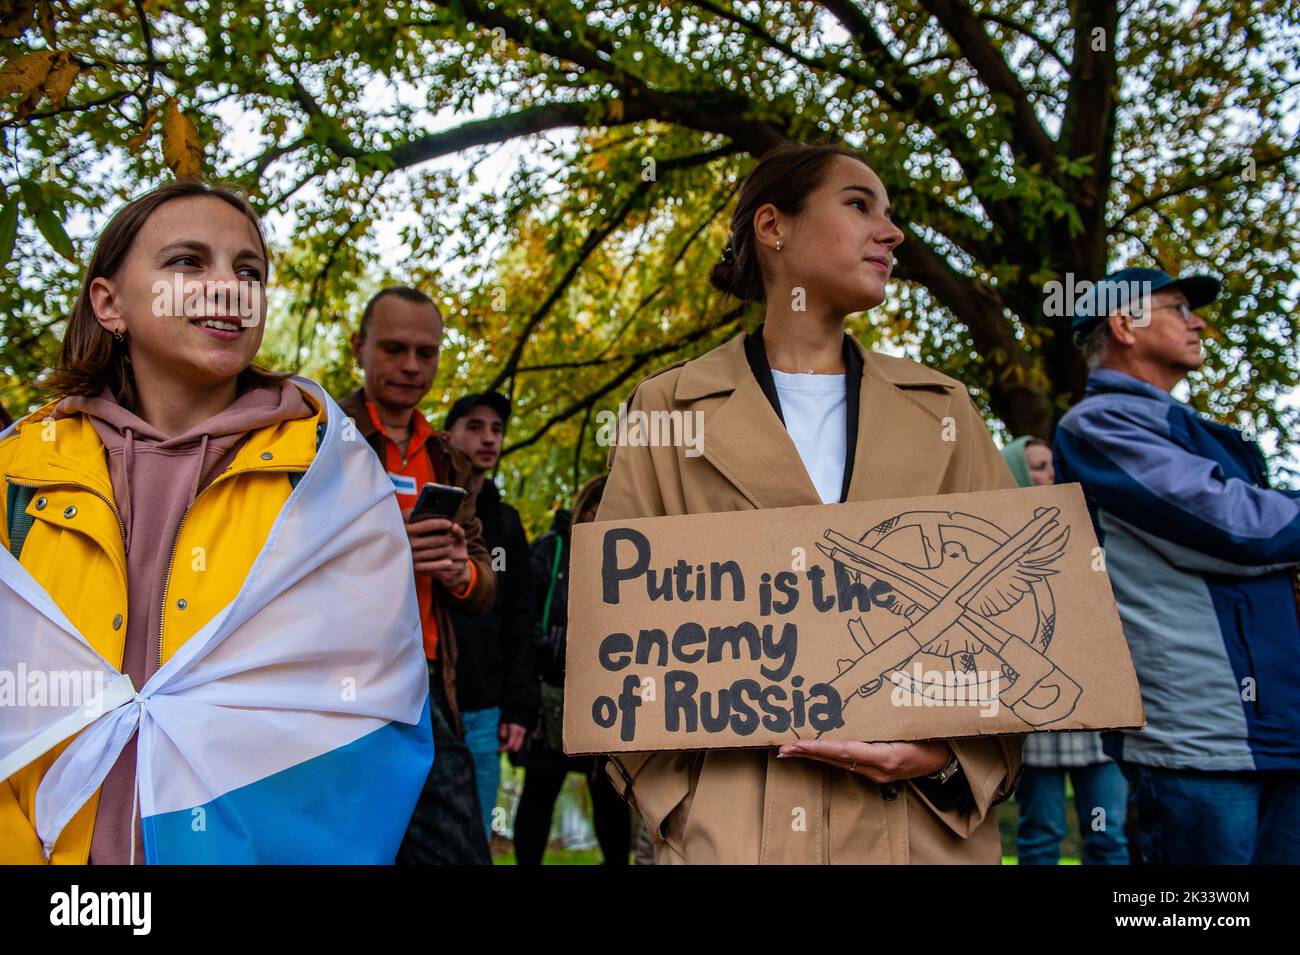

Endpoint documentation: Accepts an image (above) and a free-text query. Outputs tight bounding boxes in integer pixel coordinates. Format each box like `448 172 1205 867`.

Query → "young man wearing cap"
443 392 539 842
1055 267 1300 864
339 286 498 864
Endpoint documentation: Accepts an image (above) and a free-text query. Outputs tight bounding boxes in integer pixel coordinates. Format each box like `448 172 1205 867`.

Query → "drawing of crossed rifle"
814 507 1081 727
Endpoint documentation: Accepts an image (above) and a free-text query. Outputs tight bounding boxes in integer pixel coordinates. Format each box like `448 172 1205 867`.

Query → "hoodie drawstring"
120 427 212 554
122 427 135 553
187 433 210 508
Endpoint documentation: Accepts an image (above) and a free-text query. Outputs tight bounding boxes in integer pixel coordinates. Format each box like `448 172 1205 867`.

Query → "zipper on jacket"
156 464 306 669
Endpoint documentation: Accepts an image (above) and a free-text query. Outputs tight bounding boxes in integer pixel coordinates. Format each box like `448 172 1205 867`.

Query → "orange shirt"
365 400 475 659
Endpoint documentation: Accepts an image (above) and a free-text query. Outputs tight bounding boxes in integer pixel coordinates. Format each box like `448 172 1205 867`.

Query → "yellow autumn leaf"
607 99 625 123
42 51 77 110
0 49 56 100
161 99 204 178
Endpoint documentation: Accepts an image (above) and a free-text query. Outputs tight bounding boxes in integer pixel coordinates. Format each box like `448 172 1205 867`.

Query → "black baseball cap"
444 391 512 431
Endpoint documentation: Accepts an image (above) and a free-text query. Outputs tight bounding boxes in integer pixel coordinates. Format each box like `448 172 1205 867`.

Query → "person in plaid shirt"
1002 436 1129 865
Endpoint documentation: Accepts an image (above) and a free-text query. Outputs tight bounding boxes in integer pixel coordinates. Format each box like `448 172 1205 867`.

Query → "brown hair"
46 179 285 409
709 142 871 304
572 473 608 523
359 285 440 338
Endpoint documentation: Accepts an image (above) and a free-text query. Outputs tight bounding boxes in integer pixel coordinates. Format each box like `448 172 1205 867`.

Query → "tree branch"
293 173 388 366
1115 225 1172 273
1114 143 1300 224
977 12 1069 72
1035 0 1120 415
1057 0 1118 274
284 73 363 161
384 99 654 171
916 0 1058 170
130 0 158 111
502 305 746 457
446 0 790 154
686 0 835 76
485 143 739 394
595 177 739 360
891 223 1051 433
815 0 1023 242
242 134 310 180
0 89 131 128
573 403 593 489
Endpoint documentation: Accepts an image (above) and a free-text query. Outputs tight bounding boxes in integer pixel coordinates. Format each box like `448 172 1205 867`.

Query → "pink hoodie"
55 378 314 864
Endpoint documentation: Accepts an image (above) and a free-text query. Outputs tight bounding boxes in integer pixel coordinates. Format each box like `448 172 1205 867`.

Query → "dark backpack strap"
6 483 38 560
287 421 328 491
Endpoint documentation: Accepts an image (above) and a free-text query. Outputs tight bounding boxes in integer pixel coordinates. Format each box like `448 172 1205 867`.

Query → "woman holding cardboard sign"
596 143 1022 864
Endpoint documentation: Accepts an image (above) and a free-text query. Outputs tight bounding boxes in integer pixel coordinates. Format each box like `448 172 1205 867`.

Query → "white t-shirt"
771 369 847 505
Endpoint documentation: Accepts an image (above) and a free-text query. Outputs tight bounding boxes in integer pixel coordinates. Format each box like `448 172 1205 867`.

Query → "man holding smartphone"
339 285 497 865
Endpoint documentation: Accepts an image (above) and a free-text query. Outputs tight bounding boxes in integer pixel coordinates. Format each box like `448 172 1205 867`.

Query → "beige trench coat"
594 329 1023 864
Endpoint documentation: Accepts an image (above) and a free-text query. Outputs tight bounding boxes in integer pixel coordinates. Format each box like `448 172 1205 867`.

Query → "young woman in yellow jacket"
1 181 431 864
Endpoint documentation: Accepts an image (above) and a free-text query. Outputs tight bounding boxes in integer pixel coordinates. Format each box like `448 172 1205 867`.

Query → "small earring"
775 239 783 252
111 328 125 343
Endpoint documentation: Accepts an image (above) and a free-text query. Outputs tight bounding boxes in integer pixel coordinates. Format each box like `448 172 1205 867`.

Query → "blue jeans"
461 706 502 839
1017 762 1129 864
1125 764 1300 864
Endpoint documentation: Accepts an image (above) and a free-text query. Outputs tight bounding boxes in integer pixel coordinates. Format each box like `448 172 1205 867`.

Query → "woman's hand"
777 739 952 784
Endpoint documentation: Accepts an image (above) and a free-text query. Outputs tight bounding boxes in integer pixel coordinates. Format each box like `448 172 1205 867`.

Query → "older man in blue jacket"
1055 267 1300 864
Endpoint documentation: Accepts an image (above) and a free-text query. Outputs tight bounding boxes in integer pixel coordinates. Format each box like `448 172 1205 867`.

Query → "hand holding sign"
777 739 951 783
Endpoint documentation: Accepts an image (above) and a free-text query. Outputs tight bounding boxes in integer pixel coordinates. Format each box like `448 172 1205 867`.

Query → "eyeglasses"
1142 302 1197 323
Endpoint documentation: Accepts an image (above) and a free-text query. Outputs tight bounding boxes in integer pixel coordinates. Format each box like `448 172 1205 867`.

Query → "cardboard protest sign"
564 483 1144 754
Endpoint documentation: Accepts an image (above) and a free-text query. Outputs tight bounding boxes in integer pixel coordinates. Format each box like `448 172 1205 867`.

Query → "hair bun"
709 256 749 301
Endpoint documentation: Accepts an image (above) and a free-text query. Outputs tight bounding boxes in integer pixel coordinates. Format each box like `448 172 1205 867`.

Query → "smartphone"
410 482 467 523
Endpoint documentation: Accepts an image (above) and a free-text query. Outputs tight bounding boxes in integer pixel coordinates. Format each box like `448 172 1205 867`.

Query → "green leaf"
17 178 43 213
33 206 76 262
0 193 19 269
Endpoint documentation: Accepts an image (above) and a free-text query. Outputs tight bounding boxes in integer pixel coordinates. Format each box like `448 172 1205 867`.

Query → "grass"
491 841 619 865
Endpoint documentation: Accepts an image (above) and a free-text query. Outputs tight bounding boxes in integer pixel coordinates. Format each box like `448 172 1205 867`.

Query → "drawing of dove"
966 525 1070 616
861 524 1070 658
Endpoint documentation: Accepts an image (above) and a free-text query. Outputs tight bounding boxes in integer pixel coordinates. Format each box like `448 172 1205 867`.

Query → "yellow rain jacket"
0 386 325 864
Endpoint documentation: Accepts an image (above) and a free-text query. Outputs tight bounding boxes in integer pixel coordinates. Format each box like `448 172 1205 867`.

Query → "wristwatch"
926 749 962 785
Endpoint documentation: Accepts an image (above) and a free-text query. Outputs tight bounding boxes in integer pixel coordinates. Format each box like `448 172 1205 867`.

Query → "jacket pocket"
610 751 694 860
